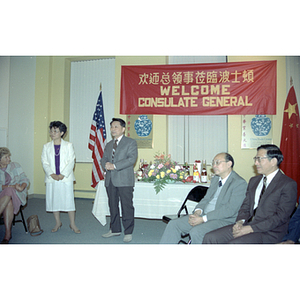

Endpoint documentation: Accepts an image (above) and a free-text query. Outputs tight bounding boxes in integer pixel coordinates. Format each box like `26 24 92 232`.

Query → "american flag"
88 91 107 188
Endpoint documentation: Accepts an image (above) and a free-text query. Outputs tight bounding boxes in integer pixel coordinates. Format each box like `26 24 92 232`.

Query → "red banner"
120 60 276 115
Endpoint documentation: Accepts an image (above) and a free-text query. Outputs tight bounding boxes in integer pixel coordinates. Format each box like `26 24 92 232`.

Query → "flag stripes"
88 91 107 188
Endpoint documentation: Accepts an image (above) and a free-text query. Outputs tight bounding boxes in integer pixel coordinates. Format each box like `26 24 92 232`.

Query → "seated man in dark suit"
203 144 297 244
281 203 300 244
160 152 247 244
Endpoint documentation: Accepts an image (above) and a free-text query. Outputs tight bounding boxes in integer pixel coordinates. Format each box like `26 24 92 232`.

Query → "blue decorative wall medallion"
134 115 152 137
251 115 272 136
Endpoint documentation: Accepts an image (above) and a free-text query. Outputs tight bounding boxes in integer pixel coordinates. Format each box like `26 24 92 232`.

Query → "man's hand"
232 223 253 238
105 162 115 171
232 220 244 235
188 213 204 226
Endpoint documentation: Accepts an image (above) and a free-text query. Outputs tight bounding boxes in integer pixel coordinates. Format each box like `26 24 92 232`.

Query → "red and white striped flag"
88 91 107 188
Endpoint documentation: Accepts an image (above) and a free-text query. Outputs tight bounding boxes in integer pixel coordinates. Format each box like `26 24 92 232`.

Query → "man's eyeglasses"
253 156 269 163
212 160 227 166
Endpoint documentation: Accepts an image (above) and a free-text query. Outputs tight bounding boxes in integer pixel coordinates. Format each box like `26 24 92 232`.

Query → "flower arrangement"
142 153 186 194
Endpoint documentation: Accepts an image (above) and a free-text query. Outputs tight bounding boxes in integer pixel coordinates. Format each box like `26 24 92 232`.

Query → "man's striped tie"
112 139 118 163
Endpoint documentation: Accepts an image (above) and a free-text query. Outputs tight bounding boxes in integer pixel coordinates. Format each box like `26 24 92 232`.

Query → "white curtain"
168 56 227 165
69 58 115 162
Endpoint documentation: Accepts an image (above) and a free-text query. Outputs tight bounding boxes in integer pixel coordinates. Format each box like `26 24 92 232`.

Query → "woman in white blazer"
41 121 80 233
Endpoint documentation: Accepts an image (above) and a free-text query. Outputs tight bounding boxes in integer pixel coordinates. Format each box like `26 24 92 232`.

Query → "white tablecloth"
92 181 209 226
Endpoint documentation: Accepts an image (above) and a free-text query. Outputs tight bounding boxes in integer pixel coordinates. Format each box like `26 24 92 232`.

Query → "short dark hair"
49 121 67 138
257 144 283 166
110 118 126 127
224 152 234 168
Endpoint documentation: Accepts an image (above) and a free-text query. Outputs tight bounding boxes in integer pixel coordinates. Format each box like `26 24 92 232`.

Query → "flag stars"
284 102 298 119
288 123 300 129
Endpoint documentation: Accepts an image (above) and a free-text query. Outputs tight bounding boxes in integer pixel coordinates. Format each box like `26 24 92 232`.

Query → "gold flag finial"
290 76 293 87
100 83 102 91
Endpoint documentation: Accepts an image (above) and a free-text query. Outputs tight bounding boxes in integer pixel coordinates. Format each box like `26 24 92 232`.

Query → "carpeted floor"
3 198 298 300
1 197 169 244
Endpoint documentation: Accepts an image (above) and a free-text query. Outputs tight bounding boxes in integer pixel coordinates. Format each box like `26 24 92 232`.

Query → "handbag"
26 215 43 236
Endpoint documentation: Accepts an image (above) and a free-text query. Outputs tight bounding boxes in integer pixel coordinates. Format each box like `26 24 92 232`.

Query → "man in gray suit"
160 152 247 244
101 118 138 242
203 144 297 244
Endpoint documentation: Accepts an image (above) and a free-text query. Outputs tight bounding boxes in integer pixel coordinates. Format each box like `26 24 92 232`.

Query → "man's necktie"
219 180 222 187
257 176 267 206
251 176 267 219
112 139 118 163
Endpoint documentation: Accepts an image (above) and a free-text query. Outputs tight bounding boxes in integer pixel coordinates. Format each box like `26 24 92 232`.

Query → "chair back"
162 185 208 223
186 185 208 202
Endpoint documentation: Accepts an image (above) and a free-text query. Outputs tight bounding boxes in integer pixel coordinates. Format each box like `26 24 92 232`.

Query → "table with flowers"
92 180 209 226
92 153 210 226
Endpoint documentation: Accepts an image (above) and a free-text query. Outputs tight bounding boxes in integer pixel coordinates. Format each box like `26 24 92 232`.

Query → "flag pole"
290 76 293 87
100 83 102 91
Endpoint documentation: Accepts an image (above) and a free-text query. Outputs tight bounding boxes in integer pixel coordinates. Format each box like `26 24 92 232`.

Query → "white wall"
6 56 36 194
0 57 10 146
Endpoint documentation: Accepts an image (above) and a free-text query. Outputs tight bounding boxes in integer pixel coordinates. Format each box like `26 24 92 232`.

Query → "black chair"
0 205 27 233
12 205 28 233
162 185 208 223
162 185 208 244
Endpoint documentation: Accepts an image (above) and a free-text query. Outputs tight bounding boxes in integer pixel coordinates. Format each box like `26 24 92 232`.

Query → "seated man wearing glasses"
160 152 247 244
203 144 297 244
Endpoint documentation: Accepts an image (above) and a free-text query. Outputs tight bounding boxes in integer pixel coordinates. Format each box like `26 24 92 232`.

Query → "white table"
92 180 209 226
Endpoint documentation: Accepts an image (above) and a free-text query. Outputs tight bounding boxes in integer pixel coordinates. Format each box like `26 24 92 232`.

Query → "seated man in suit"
281 202 300 244
160 152 247 244
203 144 297 244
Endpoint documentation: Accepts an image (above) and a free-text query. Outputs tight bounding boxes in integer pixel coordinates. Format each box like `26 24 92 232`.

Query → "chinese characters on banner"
241 115 273 149
120 61 276 115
